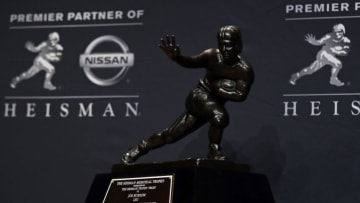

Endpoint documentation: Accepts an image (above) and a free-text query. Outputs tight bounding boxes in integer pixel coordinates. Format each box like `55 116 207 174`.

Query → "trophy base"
96 158 274 203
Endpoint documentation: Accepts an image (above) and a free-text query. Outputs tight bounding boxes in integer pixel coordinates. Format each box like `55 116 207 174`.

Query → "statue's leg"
207 106 229 160
186 87 230 160
121 112 205 164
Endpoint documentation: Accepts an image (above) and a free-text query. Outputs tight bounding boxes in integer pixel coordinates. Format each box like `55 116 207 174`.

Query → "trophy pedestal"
100 158 275 203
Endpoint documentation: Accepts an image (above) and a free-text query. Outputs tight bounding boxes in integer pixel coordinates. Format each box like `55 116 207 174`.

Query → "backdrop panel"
1 0 360 203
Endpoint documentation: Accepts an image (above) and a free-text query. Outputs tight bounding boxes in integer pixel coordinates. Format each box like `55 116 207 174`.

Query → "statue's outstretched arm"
159 35 208 68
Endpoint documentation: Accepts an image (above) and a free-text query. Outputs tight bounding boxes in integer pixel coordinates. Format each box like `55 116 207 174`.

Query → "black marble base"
104 158 275 203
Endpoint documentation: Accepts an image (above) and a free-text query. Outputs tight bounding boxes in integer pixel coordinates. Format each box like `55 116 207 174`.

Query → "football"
217 79 236 91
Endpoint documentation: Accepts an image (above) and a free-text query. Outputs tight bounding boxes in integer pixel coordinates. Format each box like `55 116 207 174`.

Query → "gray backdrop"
1 0 360 202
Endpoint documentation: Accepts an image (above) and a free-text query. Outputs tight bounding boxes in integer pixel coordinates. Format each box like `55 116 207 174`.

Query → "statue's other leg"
207 106 229 160
186 87 230 160
121 112 205 164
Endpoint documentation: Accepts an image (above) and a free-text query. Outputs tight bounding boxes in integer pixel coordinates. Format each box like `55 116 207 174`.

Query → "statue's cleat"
207 143 228 161
121 152 138 165
121 140 149 165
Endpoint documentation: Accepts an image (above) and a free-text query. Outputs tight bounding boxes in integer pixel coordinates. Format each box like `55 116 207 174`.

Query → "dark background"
1 0 360 202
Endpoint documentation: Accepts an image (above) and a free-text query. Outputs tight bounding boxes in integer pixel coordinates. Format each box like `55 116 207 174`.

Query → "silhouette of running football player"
289 23 350 86
10 32 63 90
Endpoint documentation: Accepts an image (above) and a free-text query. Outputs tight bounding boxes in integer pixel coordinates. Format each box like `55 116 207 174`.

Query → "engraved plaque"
103 175 174 203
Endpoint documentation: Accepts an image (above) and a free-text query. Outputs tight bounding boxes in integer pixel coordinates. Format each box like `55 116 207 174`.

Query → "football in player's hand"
217 79 236 91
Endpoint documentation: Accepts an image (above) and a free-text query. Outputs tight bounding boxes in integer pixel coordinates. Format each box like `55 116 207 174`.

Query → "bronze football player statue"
122 25 254 164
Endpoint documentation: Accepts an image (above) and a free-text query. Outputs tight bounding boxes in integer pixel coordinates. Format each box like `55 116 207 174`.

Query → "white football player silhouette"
10 32 63 90
289 24 350 86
